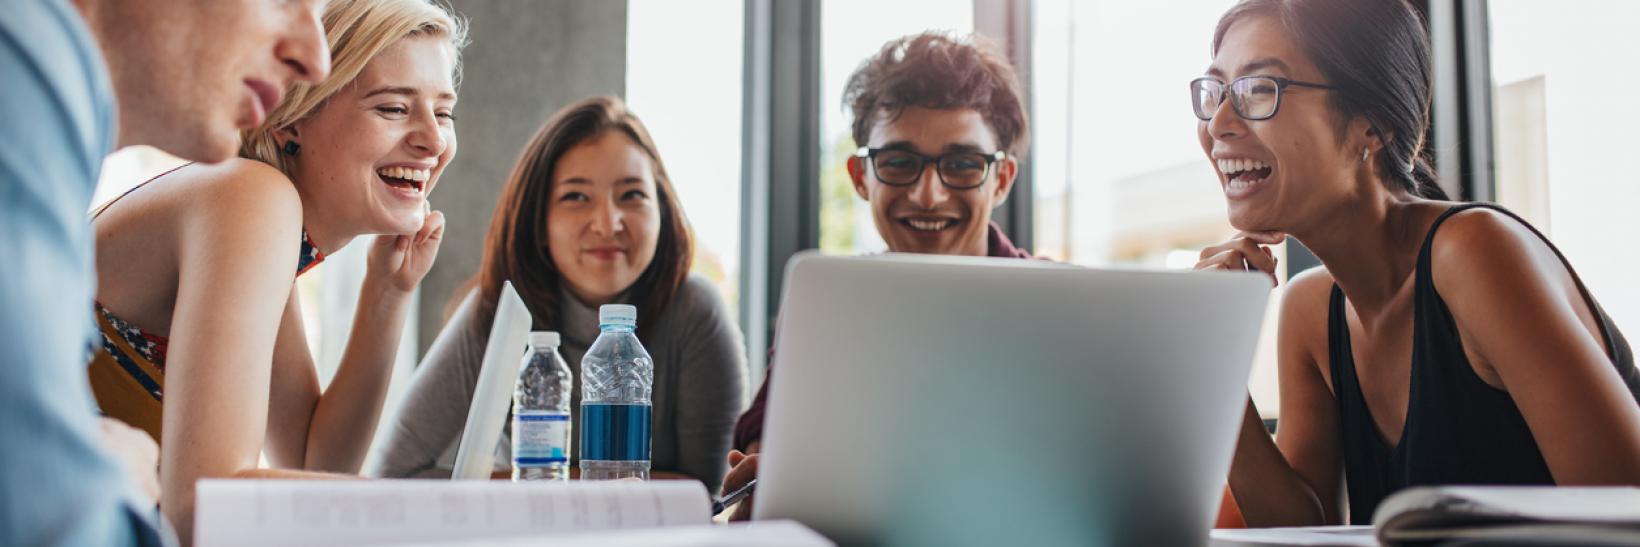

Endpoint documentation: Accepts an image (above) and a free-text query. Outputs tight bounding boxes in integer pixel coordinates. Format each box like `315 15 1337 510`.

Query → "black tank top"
1328 203 1640 524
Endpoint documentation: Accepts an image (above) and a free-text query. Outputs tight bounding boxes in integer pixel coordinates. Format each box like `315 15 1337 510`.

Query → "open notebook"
1373 486 1640 546
193 479 830 547
1212 486 1640 547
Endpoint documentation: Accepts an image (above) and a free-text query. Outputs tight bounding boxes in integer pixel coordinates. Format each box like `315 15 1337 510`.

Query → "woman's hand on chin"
1195 231 1285 287
367 207 446 295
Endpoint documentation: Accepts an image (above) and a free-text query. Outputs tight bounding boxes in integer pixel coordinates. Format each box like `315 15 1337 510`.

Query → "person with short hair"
722 31 1034 520
1 0 329 544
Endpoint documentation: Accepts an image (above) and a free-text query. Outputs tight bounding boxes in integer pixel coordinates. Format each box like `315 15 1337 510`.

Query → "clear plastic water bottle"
513 331 572 481
580 304 653 481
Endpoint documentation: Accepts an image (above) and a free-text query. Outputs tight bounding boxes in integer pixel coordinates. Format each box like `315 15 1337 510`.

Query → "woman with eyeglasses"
1191 0 1640 528
370 96 748 493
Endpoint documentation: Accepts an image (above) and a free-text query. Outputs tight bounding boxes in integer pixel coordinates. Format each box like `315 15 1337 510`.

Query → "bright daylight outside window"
1030 0 1289 415
627 0 745 318
818 0 973 255
1489 1 1640 334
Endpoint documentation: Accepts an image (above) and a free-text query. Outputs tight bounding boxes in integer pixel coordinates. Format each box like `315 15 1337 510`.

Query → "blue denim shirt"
0 1 171 545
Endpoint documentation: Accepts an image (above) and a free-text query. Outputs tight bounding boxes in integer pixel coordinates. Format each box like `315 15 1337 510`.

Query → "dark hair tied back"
1214 0 1449 200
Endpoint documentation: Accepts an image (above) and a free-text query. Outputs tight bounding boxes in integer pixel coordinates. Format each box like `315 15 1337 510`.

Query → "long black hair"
1214 0 1449 200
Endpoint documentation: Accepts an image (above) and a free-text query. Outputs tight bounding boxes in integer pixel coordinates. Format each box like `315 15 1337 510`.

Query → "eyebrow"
1206 57 1292 78
879 140 988 155
556 177 646 186
362 85 458 101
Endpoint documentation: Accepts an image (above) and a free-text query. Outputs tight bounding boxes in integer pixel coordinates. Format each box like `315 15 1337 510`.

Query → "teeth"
1216 158 1270 175
377 166 431 183
906 219 954 232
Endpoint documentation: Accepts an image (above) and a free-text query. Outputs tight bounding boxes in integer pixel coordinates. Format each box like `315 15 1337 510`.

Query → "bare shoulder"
1282 265 1336 326
1277 265 1337 368
1427 207 1562 295
180 159 301 210
159 159 302 231
158 160 304 265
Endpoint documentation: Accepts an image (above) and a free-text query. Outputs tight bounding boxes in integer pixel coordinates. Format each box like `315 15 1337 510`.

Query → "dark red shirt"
732 222 1034 450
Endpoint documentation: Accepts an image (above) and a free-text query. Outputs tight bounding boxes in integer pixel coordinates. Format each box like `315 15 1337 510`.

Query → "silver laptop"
754 253 1271 546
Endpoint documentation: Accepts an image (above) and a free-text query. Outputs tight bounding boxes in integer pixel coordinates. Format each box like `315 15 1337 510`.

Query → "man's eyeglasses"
854 147 1008 190
1190 76 1335 121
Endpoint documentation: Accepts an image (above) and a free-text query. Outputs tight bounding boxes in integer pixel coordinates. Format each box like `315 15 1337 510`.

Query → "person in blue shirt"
0 1 329 544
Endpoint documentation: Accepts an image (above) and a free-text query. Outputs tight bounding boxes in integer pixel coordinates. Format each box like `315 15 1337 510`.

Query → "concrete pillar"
420 0 627 355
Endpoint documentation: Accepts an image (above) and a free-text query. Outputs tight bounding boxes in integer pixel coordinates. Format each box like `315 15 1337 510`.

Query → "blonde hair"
240 0 468 174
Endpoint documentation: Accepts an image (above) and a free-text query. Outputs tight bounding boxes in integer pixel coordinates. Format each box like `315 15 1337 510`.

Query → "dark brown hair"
461 95 693 342
1213 0 1449 200
845 31 1030 158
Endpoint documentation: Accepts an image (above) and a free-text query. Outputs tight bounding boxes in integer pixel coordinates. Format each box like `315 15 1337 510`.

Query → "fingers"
1195 234 1282 287
729 495 756 522
99 418 161 502
417 210 445 248
413 209 444 244
721 452 759 494
723 449 761 521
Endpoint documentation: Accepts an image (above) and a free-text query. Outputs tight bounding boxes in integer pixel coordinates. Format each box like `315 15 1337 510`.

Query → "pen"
711 479 757 516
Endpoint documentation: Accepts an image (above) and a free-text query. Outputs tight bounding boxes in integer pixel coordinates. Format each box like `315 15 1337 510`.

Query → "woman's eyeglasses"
1190 76 1335 121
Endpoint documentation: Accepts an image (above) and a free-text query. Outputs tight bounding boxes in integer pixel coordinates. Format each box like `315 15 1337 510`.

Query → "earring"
1361 147 1370 162
282 140 301 156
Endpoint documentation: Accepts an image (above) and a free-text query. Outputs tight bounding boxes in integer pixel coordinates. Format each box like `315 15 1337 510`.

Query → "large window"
816 0 973 255
1031 0 1285 414
1031 0 1240 268
627 0 746 316
1489 1 1640 332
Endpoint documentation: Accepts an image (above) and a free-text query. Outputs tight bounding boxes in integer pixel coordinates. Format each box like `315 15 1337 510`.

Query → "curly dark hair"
844 31 1030 158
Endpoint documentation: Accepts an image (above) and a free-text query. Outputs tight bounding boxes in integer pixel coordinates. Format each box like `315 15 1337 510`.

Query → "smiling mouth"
898 217 959 233
1217 158 1273 192
378 166 429 194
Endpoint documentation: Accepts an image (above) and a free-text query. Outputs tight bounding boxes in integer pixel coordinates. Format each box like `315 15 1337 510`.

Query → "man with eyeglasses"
721 31 1033 520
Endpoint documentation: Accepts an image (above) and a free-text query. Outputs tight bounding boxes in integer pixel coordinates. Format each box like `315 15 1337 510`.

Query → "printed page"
1423 487 1640 522
1209 525 1377 547
195 479 710 547
396 520 837 547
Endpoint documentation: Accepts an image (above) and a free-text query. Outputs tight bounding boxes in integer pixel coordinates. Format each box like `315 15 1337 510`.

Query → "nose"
905 163 949 209
589 196 624 236
1205 94 1246 141
406 110 448 157
277 4 331 85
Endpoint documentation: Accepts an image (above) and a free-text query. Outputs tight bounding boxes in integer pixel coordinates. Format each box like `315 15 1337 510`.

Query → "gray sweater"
368 274 748 491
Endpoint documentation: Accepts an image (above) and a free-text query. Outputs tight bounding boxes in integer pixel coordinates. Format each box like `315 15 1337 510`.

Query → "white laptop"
754 253 1272 546
450 281 533 480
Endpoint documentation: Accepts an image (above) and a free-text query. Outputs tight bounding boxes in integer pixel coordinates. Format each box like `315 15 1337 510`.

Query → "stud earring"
1361 147 1370 162
283 140 301 156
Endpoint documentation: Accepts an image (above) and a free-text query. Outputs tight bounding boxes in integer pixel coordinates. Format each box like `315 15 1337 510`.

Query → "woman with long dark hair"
1192 0 1640 527
371 96 747 491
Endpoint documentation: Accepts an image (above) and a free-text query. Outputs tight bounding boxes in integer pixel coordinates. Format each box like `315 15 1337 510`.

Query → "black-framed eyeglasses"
1190 76 1335 121
854 147 1008 189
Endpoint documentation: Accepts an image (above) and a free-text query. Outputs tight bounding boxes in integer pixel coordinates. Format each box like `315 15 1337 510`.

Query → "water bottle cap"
599 304 638 326
528 331 560 349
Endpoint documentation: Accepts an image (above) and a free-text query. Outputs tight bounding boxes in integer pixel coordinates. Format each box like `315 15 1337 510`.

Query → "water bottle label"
580 403 651 461
513 411 569 465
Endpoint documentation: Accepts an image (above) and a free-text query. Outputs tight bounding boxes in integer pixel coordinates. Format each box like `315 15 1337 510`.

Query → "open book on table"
1212 486 1640 547
1372 486 1640 546
194 479 832 547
